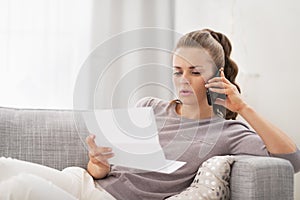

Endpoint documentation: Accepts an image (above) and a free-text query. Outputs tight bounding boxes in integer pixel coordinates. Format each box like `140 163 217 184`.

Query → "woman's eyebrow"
173 65 204 69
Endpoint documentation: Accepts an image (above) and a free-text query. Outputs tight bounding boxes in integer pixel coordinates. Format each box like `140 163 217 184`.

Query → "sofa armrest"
230 155 294 200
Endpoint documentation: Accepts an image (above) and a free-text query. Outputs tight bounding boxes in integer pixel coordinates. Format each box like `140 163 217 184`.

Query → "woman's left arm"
206 69 297 154
237 104 296 154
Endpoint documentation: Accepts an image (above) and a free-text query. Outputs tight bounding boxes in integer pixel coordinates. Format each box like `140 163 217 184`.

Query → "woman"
85 29 300 199
1 29 300 200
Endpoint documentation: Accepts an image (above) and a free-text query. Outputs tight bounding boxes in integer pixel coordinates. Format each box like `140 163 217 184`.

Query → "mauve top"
96 97 300 200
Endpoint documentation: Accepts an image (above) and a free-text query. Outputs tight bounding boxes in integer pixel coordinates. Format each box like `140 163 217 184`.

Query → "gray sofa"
0 107 295 199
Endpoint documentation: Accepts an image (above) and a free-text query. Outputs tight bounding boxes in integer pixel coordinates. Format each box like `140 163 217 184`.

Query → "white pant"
0 157 116 200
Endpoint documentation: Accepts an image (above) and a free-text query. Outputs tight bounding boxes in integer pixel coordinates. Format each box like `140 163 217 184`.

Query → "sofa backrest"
0 107 89 170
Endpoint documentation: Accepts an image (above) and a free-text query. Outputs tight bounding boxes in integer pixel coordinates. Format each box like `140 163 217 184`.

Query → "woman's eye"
173 72 182 76
191 71 201 75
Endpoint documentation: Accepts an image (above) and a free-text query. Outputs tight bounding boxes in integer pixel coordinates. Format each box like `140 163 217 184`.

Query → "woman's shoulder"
221 118 260 140
135 97 171 108
135 97 176 117
223 119 251 130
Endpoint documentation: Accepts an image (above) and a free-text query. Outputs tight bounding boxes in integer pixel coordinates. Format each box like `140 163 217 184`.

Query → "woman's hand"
205 68 247 113
86 134 114 179
206 68 296 154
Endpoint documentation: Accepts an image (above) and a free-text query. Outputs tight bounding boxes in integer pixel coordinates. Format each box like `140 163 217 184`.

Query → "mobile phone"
206 69 226 106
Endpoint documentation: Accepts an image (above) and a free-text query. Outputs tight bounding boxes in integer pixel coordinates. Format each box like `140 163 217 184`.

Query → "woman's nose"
179 72 191 84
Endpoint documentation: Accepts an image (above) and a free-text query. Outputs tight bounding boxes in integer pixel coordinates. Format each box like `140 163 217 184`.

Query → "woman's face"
172 47 216 106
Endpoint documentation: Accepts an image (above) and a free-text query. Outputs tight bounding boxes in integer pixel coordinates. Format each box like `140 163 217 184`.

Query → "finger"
207 67 224 83
89 146 113 157
96 146 113 154
96 152 115 160
205 81 227 89
90 156 110 167
220 67 225 78
211 85 238 96
208 76 231 85
86 134 98 150
90 150 114 159
219 69 232 84
90 152 114 166
208 87 229 95
207 77 222 83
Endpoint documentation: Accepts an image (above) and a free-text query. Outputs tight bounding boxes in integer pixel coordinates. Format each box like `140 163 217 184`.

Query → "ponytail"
203 29 241 119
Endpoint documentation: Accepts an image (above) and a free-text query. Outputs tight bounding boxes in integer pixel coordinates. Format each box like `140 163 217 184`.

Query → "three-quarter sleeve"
225 120 300 173
270 148 300 173
134 97 154 108
225 121 270 156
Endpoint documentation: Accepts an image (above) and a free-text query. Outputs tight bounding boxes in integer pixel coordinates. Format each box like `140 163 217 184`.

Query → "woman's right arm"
86 134 114 179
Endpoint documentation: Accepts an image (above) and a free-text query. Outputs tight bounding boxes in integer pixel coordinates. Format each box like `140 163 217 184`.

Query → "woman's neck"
176 103 215 120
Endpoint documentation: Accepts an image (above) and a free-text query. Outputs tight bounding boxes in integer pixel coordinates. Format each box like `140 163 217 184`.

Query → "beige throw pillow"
166 155 235 200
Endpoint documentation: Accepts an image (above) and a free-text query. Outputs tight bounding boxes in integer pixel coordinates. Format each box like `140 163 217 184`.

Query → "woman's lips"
179 89 194 96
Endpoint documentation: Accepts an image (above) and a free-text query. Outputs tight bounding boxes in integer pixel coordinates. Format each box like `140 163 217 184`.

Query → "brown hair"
174 28 241 120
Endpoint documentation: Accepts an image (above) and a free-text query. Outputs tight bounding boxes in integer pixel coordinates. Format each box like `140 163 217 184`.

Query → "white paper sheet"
83 107 186 173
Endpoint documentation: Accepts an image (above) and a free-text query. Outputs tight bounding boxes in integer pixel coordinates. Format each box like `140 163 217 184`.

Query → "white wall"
174 0 300 198
81 0 175 110
0 0 175 109
0 0 94 109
